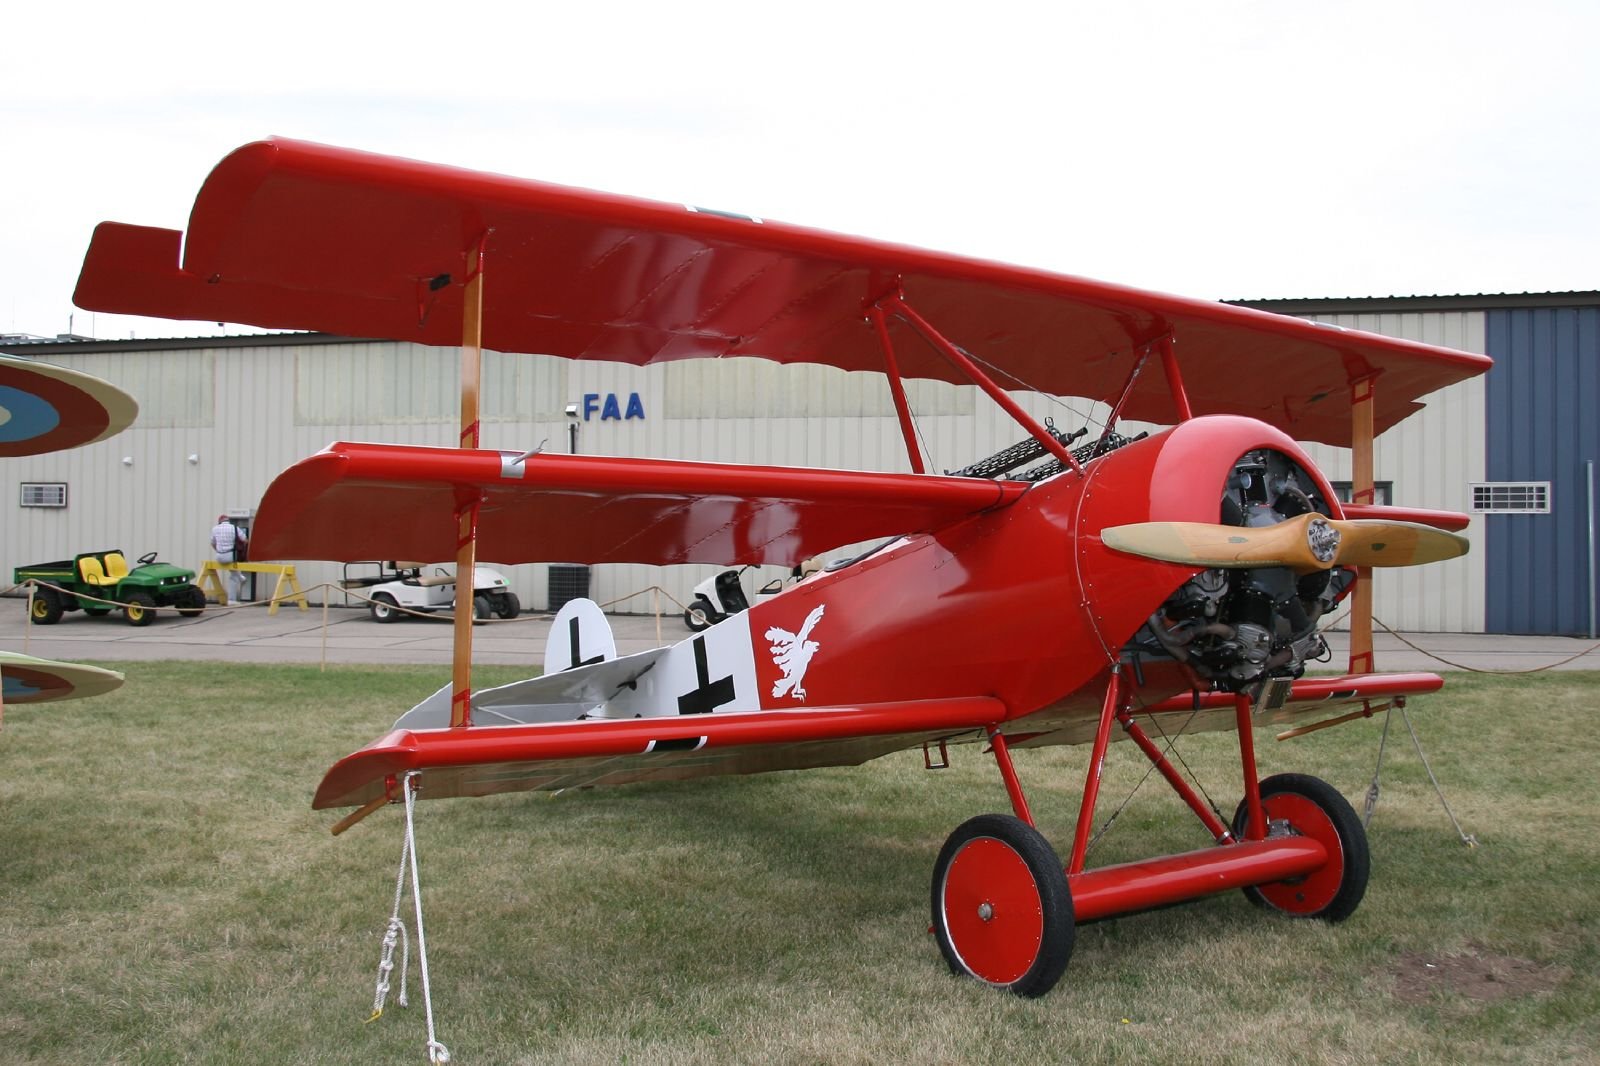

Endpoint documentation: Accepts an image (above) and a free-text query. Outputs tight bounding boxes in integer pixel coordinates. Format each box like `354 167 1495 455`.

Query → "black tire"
683 597 715 632
29 589 64 625
370 592 400 624
124 591 158 627
931 814 1075 998
473 594 492 624
175 585 206 618
1231 773 1369 922
495 591 521 620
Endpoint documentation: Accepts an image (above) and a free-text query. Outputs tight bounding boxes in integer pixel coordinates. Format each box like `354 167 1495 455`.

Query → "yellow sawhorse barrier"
197 561 310 615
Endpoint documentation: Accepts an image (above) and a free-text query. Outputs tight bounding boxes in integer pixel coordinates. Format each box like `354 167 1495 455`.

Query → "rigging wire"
957 343 1105 431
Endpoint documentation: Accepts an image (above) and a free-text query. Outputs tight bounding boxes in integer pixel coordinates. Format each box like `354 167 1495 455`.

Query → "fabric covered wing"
74 138 1491 447
0 651 126 704
250 441 1023 565
0 354 139 457
1008 672 1445 749
313 696 1005 809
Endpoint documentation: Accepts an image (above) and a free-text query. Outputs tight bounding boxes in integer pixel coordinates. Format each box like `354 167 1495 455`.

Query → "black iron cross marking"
676 635 735 715
568 617 604 670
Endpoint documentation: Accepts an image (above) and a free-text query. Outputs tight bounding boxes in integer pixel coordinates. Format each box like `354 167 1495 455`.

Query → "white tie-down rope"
366 772 451 1063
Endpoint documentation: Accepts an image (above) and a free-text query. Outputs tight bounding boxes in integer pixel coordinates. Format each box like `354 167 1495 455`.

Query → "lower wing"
314 670 1440 815
315 696 1005 810
1008 672 1444 749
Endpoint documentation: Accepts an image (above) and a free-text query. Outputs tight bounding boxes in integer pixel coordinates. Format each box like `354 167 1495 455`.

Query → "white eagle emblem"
765 603 826 700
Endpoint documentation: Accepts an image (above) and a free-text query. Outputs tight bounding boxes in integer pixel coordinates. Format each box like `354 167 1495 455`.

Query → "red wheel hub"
939 837 1045 985
1254 792 1344 914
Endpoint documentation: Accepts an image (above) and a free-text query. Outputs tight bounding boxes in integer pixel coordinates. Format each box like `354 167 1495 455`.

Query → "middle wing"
250 441 1025 566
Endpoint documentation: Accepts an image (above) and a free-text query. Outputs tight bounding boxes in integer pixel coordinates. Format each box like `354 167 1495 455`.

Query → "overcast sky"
5 0 1596 341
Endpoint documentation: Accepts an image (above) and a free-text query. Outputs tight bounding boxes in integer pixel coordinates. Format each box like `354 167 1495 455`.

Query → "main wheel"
175 585 206 618
495 592 521 620
123 591 158 627
29 589 64 625
931 814 1075 998
473 594 492 624
1231 773 1369 922
369 592 400 624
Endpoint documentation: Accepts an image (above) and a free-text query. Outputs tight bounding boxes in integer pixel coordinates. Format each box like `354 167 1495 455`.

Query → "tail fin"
544 598 618 675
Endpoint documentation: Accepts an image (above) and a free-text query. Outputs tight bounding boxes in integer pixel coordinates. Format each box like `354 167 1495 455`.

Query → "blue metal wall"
1485 308 1600 634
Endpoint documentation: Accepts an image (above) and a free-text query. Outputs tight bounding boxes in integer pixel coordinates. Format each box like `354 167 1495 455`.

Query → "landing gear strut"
930 671 1369 997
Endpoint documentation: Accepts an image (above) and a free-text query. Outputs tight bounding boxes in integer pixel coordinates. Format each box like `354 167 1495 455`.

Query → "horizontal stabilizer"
393 643 674 730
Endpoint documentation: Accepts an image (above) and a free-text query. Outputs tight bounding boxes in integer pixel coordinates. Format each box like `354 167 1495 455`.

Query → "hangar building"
4 290 1596 635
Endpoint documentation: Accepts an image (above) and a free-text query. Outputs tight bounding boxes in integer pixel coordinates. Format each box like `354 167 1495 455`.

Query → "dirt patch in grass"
1392 943 1568 1004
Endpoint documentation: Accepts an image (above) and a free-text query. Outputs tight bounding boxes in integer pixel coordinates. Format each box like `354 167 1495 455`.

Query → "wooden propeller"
1100 511 1469 573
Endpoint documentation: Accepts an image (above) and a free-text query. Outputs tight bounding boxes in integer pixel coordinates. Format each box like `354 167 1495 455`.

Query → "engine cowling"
1073 416 1354 694
1128 447 1353 690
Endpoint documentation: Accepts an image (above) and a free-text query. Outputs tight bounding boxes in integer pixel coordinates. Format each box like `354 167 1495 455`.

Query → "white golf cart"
344 561 520 623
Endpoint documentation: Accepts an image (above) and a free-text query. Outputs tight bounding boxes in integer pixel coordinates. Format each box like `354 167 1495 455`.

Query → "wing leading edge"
74 138 1492 447
249 441 1025 566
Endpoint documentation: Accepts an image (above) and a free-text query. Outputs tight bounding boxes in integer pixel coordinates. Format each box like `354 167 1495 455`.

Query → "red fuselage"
741 415 1343 724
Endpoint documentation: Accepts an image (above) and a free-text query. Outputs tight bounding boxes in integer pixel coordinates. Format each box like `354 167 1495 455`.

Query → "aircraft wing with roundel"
73 138 1491 447
249 440 1026 566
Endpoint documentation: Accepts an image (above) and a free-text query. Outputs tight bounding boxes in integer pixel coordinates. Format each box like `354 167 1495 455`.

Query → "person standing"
210 514 249 603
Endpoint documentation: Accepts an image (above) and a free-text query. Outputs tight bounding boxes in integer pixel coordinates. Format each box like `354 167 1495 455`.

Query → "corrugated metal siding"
1484 308 1600 635
3 327 1488 634
1293 312 1488 634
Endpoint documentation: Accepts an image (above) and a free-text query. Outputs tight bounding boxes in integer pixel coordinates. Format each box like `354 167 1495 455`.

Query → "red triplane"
76 139 1489 997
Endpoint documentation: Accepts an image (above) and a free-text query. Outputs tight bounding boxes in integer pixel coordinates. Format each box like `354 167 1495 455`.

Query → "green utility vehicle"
14 550 206 627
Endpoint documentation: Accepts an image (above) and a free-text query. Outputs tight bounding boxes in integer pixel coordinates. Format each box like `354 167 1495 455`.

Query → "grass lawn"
3 663 1597 1064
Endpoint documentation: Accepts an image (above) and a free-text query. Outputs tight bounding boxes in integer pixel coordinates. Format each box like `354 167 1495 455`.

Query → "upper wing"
250 441 1024 565
314 696 1005 809
74 138 1491 447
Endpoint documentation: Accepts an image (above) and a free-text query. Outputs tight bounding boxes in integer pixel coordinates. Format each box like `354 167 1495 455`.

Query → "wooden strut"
1276 700 1391 742
1348 374 1378 675
451 233 491 729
